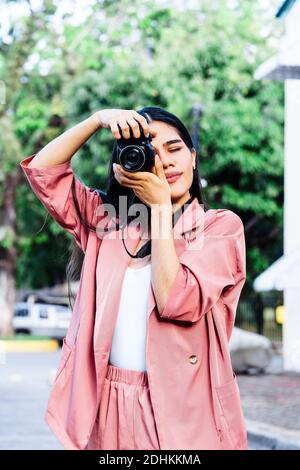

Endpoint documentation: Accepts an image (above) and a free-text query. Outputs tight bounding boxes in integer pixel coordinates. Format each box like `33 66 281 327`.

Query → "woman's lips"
166 173 182 183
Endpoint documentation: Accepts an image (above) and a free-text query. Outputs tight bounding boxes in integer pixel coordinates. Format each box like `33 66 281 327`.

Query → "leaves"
0 0 284 294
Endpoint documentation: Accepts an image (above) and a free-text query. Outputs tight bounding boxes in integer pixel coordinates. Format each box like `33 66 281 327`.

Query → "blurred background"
1 0 300 450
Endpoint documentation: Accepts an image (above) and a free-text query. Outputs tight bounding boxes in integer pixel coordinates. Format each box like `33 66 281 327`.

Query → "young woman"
19 106 248 450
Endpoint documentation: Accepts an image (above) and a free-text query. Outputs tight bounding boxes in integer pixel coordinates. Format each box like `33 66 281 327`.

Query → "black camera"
116 123 156 172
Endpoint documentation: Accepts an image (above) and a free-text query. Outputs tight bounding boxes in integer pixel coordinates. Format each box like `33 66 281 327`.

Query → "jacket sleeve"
19 154 105 253
158 210 246 323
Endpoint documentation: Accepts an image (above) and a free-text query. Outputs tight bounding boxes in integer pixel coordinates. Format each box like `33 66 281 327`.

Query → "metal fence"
236 291 283 342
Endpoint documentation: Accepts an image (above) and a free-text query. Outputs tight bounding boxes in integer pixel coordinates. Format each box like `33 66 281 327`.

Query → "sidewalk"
236 353 300 450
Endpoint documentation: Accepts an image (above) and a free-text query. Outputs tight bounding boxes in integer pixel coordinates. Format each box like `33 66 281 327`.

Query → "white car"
13 302 71 340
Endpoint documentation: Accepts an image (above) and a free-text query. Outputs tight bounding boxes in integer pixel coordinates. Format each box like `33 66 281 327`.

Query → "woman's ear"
191 148 196 170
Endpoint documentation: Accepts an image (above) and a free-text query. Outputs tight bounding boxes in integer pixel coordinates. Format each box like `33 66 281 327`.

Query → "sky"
0 0 283 77
0 0 283 44
0 0 94 42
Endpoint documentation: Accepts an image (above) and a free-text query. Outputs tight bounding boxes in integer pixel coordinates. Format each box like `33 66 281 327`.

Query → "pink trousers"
85 363 160 450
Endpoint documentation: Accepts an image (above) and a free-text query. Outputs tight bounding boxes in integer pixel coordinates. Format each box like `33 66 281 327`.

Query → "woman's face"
148 120 196 207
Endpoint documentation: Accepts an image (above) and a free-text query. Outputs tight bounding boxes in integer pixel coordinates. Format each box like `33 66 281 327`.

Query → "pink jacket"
20 154 248 450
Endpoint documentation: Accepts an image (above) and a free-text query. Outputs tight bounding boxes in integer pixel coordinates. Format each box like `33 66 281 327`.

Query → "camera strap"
121 194 195 259
92 189 195 259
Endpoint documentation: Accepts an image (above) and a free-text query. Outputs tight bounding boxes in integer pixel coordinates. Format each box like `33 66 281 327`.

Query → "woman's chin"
170 193 184 205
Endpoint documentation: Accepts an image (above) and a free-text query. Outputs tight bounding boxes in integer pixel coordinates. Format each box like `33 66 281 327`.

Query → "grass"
0 334 52 341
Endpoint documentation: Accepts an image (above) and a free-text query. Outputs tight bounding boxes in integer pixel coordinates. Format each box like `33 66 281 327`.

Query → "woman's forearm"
150 204 181 315
28 111 102 168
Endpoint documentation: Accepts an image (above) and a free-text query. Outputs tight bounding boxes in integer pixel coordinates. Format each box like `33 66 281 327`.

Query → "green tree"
0 0 284 335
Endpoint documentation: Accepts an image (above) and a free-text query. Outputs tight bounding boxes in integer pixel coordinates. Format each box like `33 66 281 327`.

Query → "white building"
254 0 300 372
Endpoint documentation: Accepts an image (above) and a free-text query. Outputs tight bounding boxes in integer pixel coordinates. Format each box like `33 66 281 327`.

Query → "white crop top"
108 263 152 372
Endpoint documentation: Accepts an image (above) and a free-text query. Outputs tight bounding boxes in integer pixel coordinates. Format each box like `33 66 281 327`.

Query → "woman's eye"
170 148 181 152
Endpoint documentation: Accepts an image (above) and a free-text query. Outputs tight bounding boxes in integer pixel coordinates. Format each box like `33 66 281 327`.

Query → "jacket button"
189 354 198 364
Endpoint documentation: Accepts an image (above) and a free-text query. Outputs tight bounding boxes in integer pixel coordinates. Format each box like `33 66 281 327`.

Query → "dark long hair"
66 106 209 309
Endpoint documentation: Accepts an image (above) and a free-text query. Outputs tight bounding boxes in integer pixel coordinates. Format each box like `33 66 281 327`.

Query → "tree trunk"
0 170 22 336
0 265 15 336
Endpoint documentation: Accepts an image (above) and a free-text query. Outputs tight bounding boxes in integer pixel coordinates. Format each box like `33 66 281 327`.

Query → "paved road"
0 351 62 450
0 351 260 450
238 372 300 431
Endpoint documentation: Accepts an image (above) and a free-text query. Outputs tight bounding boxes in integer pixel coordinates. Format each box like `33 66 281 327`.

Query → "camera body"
116 123 156 172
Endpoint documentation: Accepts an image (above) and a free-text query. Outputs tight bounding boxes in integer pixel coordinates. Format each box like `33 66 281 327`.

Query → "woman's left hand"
113 154 171 207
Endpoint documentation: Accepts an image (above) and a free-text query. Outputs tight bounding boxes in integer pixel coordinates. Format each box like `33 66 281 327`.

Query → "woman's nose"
157 150 175 166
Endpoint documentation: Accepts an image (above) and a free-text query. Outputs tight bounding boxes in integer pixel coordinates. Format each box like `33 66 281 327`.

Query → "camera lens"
119 146 146 171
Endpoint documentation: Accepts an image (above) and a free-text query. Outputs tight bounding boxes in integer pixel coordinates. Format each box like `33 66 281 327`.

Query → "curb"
246 418 300 450
0 340 60 353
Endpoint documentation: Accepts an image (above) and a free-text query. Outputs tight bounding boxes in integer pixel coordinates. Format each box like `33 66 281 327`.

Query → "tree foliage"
0 0 284 293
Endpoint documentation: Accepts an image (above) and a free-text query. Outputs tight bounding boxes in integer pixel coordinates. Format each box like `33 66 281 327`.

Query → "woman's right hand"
96 109 155 140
